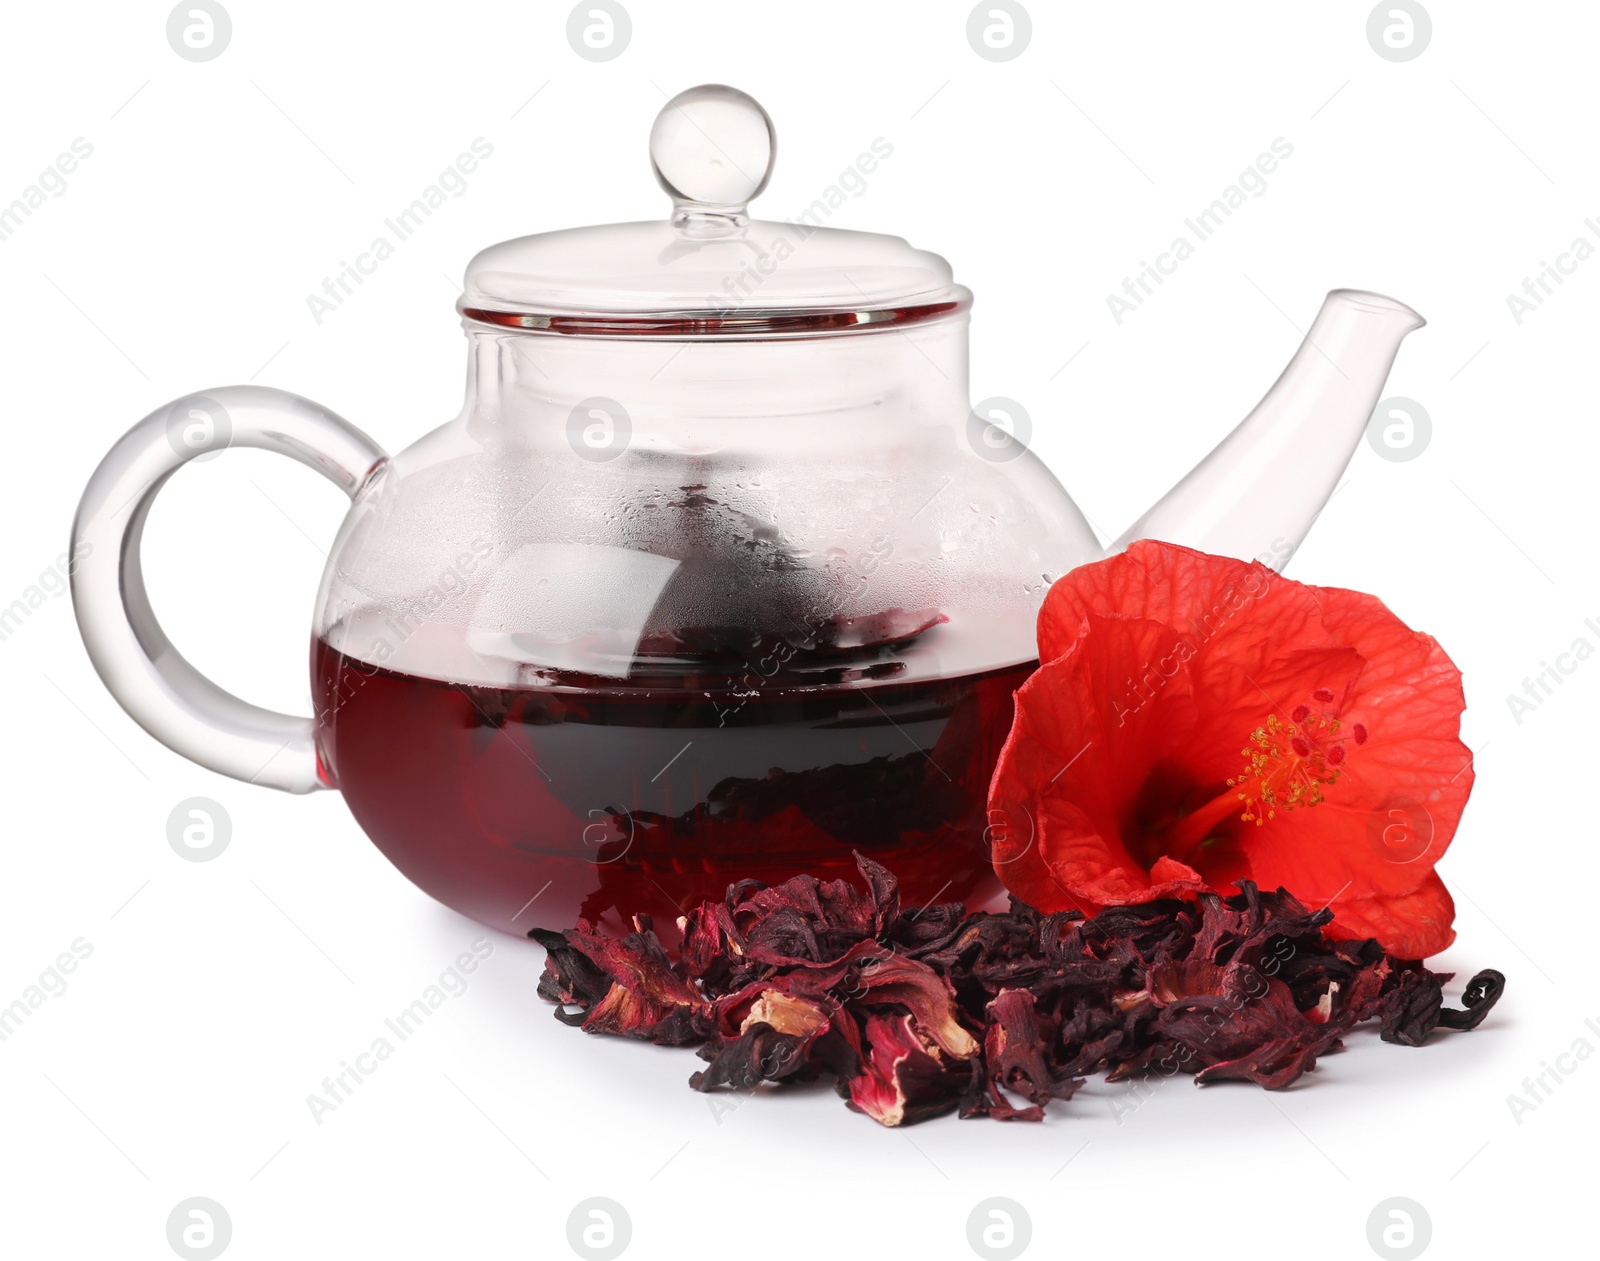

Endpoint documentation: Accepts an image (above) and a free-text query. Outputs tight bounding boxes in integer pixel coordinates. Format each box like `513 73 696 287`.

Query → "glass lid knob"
649 84 776 230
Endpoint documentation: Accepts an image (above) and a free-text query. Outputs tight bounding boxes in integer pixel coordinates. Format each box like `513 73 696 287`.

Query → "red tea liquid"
313 637 1032 941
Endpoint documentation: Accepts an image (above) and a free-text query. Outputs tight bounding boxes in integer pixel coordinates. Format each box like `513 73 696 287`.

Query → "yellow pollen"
1227 711 1347 827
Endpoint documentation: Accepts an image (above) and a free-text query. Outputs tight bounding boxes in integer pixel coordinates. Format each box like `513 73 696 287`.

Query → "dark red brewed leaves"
533 855 1503 1126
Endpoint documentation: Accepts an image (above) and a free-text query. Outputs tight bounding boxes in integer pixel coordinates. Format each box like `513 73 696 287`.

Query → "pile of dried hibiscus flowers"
533 855 1503 1127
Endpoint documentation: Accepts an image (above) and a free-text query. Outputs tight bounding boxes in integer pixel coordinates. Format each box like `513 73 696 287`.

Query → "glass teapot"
71 86 1424 939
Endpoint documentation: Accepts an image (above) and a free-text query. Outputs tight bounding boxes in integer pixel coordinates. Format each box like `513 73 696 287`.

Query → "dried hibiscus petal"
530 919 705 1046
533 856 1504 1126
690 1023 822 1092
967 988 1084 1121
848 950 979 1060
1439 969 1507 1031
844 1010 972 1127
1377 966 1506 1046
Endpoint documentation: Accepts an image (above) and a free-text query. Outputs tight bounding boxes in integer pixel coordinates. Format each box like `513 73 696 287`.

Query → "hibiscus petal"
1182 645 1367 785
1326 872 1457 960
1148 856 1205 886
1039 541 1296 665
989 615 1200 910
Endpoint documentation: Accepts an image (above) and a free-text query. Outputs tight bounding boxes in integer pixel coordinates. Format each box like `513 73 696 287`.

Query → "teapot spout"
1114 288 1424 570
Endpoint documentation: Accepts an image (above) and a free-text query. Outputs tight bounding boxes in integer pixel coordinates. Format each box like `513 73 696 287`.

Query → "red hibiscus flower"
988 541 1472 959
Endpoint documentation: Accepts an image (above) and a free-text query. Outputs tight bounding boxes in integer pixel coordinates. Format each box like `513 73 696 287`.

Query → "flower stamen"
1229 693 1357 826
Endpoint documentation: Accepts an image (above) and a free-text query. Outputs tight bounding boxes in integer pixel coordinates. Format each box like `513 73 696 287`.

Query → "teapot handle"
70 386 388 794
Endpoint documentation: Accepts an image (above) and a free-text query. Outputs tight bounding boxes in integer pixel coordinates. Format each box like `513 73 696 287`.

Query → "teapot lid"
460 85 968 337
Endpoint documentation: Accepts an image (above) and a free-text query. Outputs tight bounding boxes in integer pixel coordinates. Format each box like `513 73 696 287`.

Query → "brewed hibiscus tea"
313 634 1030 939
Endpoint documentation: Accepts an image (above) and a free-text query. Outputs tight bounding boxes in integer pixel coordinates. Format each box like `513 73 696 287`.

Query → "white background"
1 2 1593 1257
